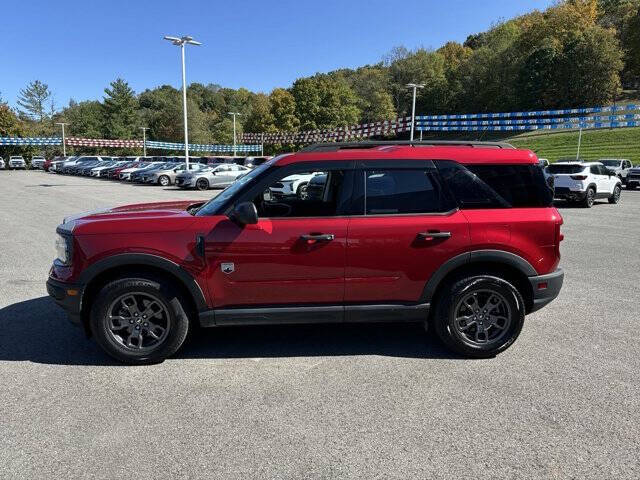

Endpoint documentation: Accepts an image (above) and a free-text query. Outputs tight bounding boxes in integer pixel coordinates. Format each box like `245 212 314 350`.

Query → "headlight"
55 233 72 265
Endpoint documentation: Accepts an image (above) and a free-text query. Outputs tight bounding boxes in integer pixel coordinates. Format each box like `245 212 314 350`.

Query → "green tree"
244 93 275 133
103 78 139 139
270 88 299 131
349 66 396 122
63 100 105 138
17 80 51 122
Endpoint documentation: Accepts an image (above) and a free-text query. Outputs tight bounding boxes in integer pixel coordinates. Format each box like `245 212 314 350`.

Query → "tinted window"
364 169 447 214
257 169 345 218
548 164 584 174
436 161 553 208
590 166 600 175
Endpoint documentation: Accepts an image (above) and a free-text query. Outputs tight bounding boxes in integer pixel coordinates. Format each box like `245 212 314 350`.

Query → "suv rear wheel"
581 187 595 208
433 275 525 358
89 276 190 364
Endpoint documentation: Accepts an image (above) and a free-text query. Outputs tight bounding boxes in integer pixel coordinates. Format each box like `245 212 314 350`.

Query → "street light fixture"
228 112 242 157
406 83 425 141
140 127 149 157
56 122 68 156
163 35 202 168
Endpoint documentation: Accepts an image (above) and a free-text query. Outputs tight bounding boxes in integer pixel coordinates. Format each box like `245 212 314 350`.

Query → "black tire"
608 184 621 204
158 175 170 186
296 182 309 200
89 276 190 364
196 178 209 191
581 187 595 208
433 275 525 358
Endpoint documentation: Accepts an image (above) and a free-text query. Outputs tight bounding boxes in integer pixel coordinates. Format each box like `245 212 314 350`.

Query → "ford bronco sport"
47 141 564 364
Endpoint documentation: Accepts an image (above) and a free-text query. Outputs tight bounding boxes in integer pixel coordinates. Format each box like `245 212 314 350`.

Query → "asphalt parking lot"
1 170 639 479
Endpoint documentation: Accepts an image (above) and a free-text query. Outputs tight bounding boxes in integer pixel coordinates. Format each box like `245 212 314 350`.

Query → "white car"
31 156 46 169
599 159 633 184
118 162 154 181
0 157 4 169
175 164 250 190
549 161 622 207
91 161 126 177
9 156 26 169
269 172 324 199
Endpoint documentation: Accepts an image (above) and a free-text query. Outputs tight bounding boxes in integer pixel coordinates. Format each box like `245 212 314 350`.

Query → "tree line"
1 0 639 156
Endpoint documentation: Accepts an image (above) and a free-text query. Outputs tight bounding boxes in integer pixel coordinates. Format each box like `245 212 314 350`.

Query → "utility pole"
56 122 68 156
140 127 149 157
228 112 242 157
406 83 425 141
164 35 202 168
261 132 264 157
576 128 583 160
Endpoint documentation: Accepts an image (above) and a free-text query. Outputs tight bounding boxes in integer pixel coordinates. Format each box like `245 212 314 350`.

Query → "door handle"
300 233 335 243
417 231 451 241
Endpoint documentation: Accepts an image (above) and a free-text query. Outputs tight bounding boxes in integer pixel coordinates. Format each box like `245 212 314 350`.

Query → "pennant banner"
145 141 261 153
0 137 62 146
416 120 640 132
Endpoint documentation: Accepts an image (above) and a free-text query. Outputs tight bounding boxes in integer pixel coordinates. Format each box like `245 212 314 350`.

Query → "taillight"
570 175 587 180
554 221 563 259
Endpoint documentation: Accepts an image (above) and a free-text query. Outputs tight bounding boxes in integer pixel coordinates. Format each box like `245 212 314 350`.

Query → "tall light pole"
576 128 583 160
164 35 202 168
406 83 425 141
140 127 149 157
56 122 68 156
228 112 242 157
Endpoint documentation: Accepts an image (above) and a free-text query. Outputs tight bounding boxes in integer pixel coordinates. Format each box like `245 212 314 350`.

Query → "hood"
62 200 206 235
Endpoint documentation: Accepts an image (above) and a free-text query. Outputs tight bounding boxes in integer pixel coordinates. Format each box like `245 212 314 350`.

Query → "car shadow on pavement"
0 296 459 366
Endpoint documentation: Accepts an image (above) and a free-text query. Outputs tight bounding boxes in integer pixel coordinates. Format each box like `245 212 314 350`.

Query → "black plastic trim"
419 249 538 303
46 277 83 326
528 268 564 313
199 302 431 327
76 253 208 311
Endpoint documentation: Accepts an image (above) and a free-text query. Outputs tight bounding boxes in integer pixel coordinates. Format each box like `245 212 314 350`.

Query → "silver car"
9 156 27 169
175 164 250 190
142 162 207 186
0 157 5 170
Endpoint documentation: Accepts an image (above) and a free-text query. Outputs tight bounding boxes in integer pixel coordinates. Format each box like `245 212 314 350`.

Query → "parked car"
47 140 564 364
9 156 27 169
0 157 5 170
143 162 207 186
130 163 173 183
537 158 554 188
90 161 126 177
30 156 46 169
59 156 106 174
626 164 640 189
175 164 251 190
269 171 323 199
107 162 140 179
45 156 65 172
118 162 152 181
598 159 633 185
549 161 622 207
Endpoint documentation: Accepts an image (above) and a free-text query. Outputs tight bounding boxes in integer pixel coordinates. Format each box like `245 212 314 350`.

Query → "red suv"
47 141 564 364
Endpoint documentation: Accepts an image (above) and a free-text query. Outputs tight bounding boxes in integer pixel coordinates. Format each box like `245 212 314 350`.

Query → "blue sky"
2 0 554 109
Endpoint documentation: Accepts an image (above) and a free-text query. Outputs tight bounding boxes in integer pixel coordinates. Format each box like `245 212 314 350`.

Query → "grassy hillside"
507 127 640 164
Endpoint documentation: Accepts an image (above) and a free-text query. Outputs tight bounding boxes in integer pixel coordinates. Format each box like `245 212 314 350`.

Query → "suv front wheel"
89 276 190 364
433 275 525 358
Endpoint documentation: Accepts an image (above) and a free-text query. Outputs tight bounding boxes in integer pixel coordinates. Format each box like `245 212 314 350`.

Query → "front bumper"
528 268 564 313
46 277 84 326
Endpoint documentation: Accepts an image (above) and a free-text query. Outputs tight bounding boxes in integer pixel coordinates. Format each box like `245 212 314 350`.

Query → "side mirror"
263 189 272 202
231 202 258 225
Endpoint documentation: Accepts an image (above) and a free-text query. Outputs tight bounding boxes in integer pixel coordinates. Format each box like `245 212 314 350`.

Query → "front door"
203 163 354 309
345 163 470 304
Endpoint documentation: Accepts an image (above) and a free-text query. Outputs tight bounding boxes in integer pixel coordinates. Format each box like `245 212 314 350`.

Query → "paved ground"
0 170 638 479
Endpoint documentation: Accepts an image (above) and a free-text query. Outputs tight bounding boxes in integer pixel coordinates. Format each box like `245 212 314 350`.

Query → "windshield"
548 164 585 174
195 156 280 216
599 160 622 167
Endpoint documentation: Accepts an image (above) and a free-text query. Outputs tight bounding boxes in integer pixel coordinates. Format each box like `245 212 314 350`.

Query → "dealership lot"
1 170 639 478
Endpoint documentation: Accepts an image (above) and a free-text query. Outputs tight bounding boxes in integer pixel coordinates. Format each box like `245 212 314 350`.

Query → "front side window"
256 169 345 218
364 169 447 215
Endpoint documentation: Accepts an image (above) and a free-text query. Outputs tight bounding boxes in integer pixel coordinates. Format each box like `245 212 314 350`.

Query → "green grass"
507 127 640 164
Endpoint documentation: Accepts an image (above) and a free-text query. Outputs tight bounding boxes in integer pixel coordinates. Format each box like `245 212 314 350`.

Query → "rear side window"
436 161 553 208
364 169 449 214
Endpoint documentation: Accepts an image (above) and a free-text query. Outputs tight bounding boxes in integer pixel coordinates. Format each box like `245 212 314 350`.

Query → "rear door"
345 160 470 304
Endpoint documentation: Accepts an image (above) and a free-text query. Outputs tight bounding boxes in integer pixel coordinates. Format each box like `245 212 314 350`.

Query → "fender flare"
77 253 207 311
419 249 537 303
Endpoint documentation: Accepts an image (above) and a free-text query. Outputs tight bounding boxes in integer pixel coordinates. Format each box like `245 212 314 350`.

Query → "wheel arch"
78 254 207 335
421 250 536 315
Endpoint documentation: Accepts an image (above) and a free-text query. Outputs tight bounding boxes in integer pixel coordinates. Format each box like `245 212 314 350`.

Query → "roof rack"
300 140 515 152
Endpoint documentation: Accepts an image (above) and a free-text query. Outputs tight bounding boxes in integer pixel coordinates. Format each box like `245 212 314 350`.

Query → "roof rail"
300 140 515 152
